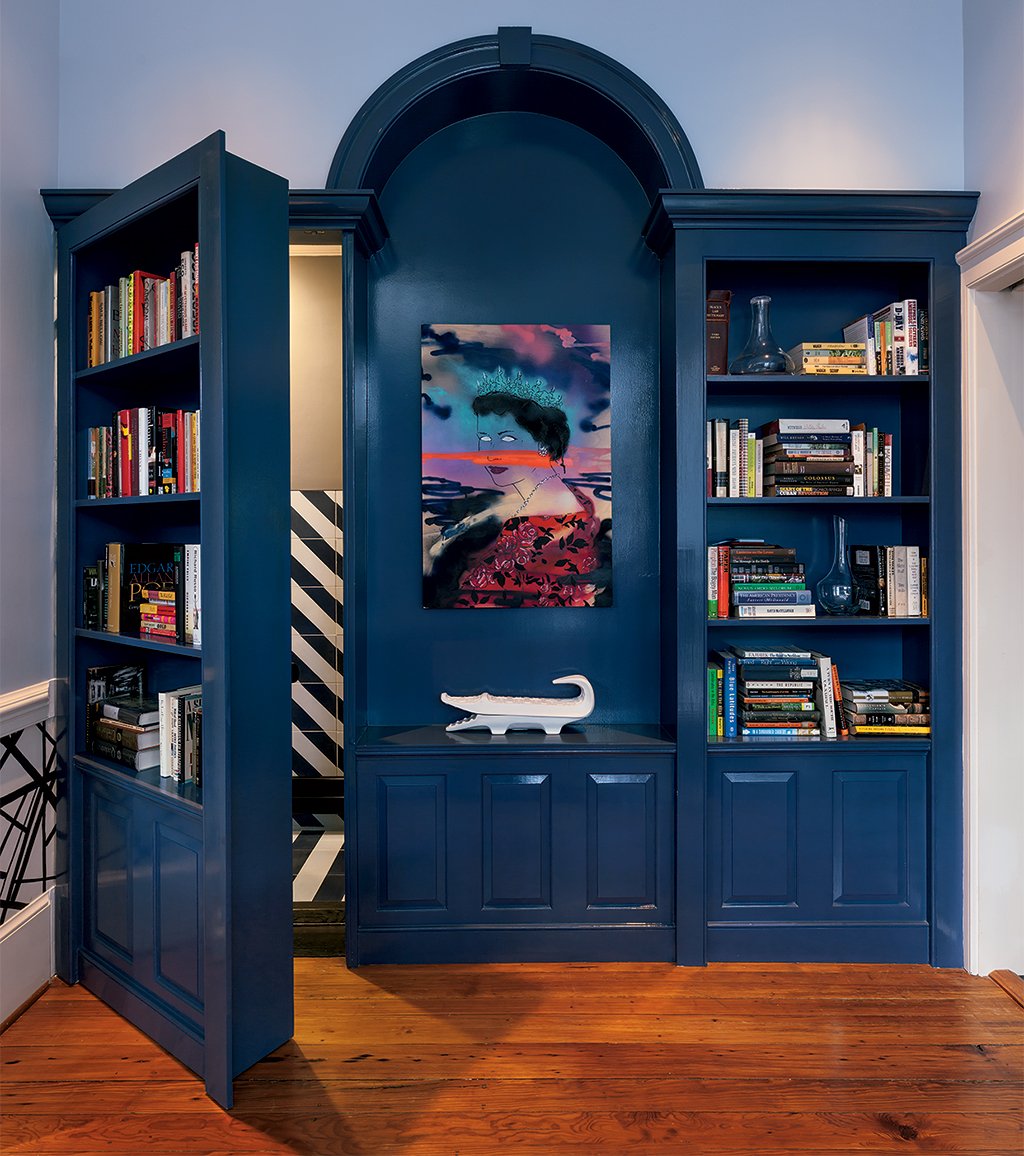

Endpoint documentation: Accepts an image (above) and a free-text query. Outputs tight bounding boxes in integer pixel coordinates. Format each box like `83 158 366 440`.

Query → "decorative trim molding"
957 210 1024 270
960 215 1024 976
288 191 388 255
0 887 55 1027
326 28 703 200
645 190 981 255
0 680 55 737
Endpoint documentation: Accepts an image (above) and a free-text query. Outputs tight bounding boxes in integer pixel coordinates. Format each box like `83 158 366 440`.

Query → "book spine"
707 665 718 739
732 590 813 604
717 546 729 618
754 437 763 497
707 546 718 618
830 662 849 738
706 421 712 498
734 604 816 617
721 651 738 738
705 290 731 375
815 654 838 738
714 419 728 496
903 299 919 374
728 426 740 497
185 543 201 646
885 547 896 618
740 727 821 737
737 418 748 498
883 432 893 496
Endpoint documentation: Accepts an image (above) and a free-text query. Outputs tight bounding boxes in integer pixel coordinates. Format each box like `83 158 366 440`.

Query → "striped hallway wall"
290 491 344 791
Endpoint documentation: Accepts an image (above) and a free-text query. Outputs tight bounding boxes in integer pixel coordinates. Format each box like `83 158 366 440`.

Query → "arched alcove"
327 27 703 199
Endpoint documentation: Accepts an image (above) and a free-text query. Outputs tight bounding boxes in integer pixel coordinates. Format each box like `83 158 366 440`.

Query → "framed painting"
421 323 612 608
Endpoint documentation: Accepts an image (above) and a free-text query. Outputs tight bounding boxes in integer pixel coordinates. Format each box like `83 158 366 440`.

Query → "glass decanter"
816 514 859 615
729 295 795 374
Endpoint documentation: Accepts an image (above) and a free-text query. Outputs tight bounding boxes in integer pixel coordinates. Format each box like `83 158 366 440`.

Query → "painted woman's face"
476 415 545 488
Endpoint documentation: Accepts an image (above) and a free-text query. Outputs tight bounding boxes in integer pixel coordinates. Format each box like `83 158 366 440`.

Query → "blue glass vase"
816 514 859 615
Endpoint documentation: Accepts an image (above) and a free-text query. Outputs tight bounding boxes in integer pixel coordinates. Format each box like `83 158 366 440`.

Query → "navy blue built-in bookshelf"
50 132 292 1108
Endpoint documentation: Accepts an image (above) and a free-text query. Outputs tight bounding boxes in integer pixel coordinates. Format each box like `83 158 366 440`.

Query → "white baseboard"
0 888 55 1023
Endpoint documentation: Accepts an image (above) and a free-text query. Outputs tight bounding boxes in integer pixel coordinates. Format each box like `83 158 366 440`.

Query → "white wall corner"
958 211 1024 976
0 679 56 737
0 887 55 1024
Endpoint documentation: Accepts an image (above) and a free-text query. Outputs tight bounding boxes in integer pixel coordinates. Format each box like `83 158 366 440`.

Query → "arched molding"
327 28 703 199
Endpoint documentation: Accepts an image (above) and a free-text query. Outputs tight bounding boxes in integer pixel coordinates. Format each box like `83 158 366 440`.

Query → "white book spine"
904 299 919 374
706 421 712 494
185 543 202 647
735 604 817 618
738 418 748 497
885 547 896 617
714 419 727 497
851 430 865 497
158 691 172 777
906 545 921 616
770 418 851 434
893 545 909 617
728 427 740 497
815 654 838 738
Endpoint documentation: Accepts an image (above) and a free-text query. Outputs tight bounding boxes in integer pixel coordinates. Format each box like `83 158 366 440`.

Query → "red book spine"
175 409 186 491
118 408 132 497
717 546 730 618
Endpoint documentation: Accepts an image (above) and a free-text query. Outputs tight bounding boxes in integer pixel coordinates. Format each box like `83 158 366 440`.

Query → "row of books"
85 664 203 781
83 541 201 646
851 544 928 618
707 417 893 498
85 246 199 367
87 407 200 498
843 299 927 376
707 644 931 738
704 292 928 378
708 539 815 619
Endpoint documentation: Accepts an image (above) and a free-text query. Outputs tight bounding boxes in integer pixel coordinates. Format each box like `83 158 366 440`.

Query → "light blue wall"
963 0 1024 238
56 0 966 191
0 0 60 696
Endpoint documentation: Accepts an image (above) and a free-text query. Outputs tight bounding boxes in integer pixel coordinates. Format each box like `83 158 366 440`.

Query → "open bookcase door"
51 131 293 1108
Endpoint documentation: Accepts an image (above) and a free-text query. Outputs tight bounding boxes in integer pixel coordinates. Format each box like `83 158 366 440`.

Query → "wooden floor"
3 961 1023 1154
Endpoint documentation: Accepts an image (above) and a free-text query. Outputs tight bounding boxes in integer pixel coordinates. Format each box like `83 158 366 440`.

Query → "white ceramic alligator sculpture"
440 674 595 735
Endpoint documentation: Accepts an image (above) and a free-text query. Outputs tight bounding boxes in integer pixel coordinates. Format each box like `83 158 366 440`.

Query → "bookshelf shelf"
53 132 291 1108
74 627 203 656
75 493 202 509
707 496 930 506
707 616 931 628
74 334 200 382
708 373 928 388
76 754 203 811
707 735 931 752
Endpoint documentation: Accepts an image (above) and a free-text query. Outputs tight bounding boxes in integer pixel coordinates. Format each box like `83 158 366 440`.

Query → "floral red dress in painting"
453 489 605 608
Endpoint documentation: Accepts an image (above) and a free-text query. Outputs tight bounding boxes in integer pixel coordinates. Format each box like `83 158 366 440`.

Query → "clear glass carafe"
729 295 795 374
816 514 859 615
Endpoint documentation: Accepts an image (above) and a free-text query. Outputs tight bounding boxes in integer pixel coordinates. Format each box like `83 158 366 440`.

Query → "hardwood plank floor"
3 961 1022 1155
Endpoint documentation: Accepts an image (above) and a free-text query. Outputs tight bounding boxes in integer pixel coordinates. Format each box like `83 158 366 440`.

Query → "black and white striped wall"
290 490 344 822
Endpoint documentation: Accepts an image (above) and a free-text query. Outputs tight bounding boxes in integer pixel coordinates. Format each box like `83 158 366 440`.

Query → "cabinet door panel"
482 774 551 908
152 821 204 1010
718 771 798 907
86 788 135 964
833 766 925 916
586 772 659 908
376 774 447 909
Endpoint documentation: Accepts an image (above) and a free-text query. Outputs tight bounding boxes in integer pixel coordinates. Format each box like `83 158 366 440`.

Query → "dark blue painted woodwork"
53 132 293 1107
650 190 975 967
352 749 675 964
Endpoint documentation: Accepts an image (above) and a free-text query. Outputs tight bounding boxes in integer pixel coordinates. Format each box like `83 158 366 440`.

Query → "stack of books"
760 418 859 497
842 679 931 735
708 539 814 618
707 645 848 738
92 695 161 771
786 342 867 375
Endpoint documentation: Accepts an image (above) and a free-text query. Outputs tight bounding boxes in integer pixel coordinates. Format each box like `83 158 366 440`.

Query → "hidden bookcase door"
50 132 292 1108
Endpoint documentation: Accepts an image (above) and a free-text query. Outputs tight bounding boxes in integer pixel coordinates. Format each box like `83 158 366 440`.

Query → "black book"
82 564 102 630
91 738 160 771
102 695 160 726
85 663 145 748
850 544 887 615
120 542 185 641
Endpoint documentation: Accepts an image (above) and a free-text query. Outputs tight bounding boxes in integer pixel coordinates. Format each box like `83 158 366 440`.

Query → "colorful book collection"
786 342 868 375
708 539 815 619
842 299 926 376
707 647 930 740
85 246 199 368
82 541 201 647
87 407 200 498
707 417 893 498
705 293 927 378
84 664 204 782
